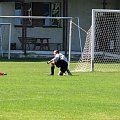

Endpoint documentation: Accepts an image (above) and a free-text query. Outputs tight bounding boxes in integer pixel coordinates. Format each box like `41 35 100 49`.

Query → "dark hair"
54 50 59 54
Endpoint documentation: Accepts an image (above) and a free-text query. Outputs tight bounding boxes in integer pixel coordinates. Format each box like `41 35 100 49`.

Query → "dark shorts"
55 60 68 73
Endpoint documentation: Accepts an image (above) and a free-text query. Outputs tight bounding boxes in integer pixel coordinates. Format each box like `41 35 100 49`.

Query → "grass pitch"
0 60 120 120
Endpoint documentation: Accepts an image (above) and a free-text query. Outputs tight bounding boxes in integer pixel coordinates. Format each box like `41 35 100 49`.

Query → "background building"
0 0 119 57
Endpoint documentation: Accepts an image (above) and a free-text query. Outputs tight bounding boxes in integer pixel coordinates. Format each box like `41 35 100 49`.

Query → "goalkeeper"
47 50 72 76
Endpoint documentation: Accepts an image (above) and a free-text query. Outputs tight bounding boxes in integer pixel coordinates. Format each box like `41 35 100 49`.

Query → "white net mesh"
94 10 120 72
73 10 120 72
72 27 92 72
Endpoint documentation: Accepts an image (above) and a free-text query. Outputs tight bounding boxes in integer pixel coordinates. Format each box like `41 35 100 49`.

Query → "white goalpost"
72 9 120 72
0 16 82 60
71 27 92 72
0 13 119 72
0 23 12 59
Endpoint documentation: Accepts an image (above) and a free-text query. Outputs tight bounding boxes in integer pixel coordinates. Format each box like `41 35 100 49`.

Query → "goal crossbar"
0 16 73 19
0 16 82 61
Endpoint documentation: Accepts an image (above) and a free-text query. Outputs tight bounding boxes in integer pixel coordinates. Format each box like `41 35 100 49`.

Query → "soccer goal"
0 16 82 60
72 9 120 72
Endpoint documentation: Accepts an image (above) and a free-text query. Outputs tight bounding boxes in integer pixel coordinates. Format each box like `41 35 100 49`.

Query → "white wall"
0 2 15 50
68 0 120 51
0 1 63 50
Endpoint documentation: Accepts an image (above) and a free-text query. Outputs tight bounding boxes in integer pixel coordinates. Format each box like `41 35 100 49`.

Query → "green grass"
0 61 120 120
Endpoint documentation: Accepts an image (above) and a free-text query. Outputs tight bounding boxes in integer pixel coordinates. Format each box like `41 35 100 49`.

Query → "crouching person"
47 50 72 76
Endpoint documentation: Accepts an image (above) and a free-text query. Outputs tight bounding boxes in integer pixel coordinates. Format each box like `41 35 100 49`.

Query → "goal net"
72 27 92 72
73 9 120 72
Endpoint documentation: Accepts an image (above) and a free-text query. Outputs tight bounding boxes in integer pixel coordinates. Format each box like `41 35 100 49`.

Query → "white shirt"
52 53 68 63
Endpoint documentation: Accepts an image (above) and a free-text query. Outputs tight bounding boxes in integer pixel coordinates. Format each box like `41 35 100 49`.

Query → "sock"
51 66 55 75
67 69 72 75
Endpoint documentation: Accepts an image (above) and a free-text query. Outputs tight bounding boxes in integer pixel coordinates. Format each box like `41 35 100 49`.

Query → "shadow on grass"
0 57 79 63
0 57 52 62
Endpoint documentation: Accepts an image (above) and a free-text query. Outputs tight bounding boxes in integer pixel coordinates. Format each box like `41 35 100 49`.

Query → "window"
15 3 22 25
15 2 32 26
51 3 61 27
32 2 50 27
15 2 61 27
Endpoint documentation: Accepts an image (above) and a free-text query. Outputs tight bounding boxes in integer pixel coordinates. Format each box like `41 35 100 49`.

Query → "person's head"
53 50 59 55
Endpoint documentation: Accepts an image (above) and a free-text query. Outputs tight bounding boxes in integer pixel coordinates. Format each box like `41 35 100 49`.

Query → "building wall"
0 2 15 50
68 0 120 51
0 0 119 51
0 1 63 50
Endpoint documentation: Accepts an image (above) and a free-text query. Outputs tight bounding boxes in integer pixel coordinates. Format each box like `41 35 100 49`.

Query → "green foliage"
0 61 120 120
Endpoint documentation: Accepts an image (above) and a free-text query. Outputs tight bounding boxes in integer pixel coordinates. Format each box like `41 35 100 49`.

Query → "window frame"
15 2 61 28
15 2 32 27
